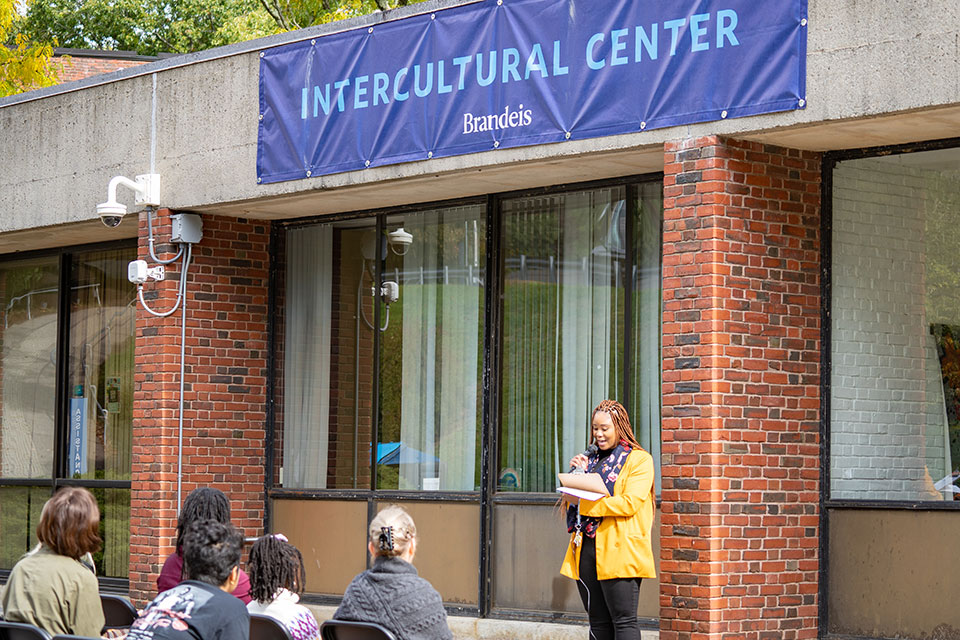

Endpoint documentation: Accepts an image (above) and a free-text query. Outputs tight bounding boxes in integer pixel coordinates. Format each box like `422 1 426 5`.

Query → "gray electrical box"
170 213 203 244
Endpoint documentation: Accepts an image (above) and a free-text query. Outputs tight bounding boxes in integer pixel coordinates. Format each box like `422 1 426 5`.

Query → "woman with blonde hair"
561 399 656 640
0 487 105 637
334 505 452 640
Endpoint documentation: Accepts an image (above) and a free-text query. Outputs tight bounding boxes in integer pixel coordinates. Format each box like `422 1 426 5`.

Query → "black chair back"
250 614 295 640
99 594 138 630
319 620 397 640
51 635 101 640
0 621 52 640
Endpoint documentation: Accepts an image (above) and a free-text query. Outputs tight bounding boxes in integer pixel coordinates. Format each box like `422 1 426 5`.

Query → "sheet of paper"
557 486 606 501
933 472 960 491
557 472 609 496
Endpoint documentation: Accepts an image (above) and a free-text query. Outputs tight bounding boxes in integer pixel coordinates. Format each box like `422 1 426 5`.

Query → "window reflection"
67 249 137 481
280 207 486 492
499 187 626 493
378 207 485 491
0 486 47 569
831 149 960 500
0 257 60 480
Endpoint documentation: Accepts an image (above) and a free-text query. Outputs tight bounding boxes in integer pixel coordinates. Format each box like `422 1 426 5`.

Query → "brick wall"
52 55 152 84
129 209 269 605
831 159 950 500
659 136 821 640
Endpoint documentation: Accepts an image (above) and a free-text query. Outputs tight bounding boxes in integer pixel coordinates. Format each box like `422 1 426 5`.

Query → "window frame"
266 173 664 619
0 238 136 593
819 135 960 640
822 135 960 512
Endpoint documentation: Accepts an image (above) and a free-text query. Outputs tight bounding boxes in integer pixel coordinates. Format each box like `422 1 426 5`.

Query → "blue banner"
258 0 806 183
69 397 88 477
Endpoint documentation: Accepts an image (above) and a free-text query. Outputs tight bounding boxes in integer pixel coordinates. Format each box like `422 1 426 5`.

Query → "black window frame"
819 135 960 636
266 173 664 621
0 238 136 593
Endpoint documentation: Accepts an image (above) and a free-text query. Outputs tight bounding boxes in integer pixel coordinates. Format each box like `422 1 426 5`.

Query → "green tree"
16 0 279 56
259 0 426 31
1 0 58 97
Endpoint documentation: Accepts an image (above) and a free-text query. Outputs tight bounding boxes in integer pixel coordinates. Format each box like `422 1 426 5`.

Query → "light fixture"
96 174 161 227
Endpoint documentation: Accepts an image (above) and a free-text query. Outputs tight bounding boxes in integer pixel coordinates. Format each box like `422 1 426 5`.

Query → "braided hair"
248 534 307 604
592 399 641 450
175 487 231 552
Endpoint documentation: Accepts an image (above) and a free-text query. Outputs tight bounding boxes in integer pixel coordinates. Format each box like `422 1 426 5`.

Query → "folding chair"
249 614 295 640
0 620 52 640
99 594 138 631
319 620 397 640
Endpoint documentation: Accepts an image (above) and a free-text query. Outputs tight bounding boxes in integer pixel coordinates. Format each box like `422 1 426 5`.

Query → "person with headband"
334 505 452 640
561 399 656 640
0 487 105 637
246 533 321 640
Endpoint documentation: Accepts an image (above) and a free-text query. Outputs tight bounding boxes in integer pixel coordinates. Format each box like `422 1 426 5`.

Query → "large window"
497 183 662 492
378 208 485 491
830 147 960 501
271 178 663 613
278 206 486 491
0 245 135 578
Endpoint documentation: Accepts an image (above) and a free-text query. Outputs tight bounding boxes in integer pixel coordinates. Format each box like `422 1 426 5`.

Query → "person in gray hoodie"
334 505 452 640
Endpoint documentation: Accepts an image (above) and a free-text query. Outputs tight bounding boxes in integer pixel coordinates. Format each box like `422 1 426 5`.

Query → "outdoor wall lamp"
96 174 161 227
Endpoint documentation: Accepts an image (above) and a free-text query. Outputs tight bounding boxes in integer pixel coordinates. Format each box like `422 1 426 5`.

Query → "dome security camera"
97 200 127 228
387 227 413 255
95 174 160 228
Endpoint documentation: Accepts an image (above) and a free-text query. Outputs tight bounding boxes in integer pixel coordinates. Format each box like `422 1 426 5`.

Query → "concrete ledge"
305 604 660 640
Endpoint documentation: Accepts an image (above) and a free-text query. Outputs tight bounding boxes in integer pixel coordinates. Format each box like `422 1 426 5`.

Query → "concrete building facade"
1 1 959 639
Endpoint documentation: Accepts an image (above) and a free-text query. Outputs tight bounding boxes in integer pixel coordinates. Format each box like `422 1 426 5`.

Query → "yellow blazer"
560 448 656 580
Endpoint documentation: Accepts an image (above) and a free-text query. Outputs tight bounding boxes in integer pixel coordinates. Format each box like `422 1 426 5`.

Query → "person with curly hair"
131 519 249 640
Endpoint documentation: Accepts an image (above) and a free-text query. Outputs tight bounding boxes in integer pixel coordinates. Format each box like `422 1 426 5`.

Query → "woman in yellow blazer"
561 399 655 640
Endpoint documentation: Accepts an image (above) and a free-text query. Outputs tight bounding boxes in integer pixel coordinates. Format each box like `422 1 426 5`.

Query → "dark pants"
576 535 642 640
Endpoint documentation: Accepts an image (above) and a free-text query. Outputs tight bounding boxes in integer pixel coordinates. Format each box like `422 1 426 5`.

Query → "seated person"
334 505 452 640
0 488 105 637
158 487 252 603
246 533 320 640
130 519 249 640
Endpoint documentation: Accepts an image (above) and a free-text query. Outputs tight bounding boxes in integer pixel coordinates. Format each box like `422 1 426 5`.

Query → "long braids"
248 534 306 604
176 487 231 552
592 399 641 450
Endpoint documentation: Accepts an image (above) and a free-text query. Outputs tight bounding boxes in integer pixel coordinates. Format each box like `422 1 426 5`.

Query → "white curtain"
634 185 663 493
499 189 624 492
398 208 482 490
558 192 618 480
283 226 332 488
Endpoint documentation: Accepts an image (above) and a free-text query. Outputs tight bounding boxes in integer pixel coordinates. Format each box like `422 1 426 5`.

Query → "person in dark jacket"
131 519 249 640
334 505 452 640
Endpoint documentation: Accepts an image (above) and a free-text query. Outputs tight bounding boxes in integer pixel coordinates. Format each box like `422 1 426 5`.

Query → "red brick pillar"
129 209 269 605
659 137 821 640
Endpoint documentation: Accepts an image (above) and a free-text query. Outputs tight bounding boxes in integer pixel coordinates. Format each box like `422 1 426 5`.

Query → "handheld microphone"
569 443 599 474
